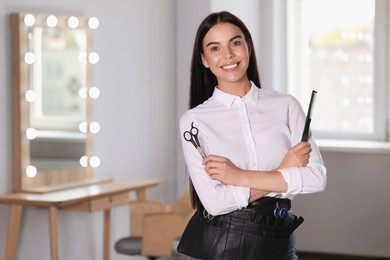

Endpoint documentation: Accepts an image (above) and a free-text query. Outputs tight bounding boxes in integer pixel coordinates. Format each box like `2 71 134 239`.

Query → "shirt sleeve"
179 111 250 216
278 95 327 197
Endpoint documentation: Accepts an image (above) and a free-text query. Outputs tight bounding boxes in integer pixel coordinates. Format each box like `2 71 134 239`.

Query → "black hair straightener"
301 90 317 142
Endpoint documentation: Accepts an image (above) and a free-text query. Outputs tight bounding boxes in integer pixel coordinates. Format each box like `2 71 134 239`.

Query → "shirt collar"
213 81 260 108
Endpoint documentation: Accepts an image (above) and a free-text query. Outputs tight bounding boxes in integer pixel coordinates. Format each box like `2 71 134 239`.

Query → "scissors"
183 122 206 159
274 202 287 218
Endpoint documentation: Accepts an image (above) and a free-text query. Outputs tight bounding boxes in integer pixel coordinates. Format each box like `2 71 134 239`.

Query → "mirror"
11 12 103 192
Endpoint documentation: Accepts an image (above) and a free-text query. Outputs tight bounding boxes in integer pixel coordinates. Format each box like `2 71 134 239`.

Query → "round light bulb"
89 122 101 133
88 52 100 64
89 87 100 99
89 156 101 168
25 90 37 102
79 122 88 133
88 17 99 29
79 87 88 99
46 15 58 27
80 156 89 167
24 14 35 27
68 16 79 29
26 128 37 140
24 52 36 64
26 165 37 177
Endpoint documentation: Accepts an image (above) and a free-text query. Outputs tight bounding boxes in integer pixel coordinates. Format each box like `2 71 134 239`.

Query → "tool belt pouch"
177 210 294 260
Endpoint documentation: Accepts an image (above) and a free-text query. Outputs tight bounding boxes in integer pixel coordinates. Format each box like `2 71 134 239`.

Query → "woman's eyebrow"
205 35 243 48
229 35 242 42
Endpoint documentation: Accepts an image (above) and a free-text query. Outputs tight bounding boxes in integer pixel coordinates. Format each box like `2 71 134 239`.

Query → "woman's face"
201 22 250 88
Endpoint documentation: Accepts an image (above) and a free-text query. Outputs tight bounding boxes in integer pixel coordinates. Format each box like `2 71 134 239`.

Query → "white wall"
293 151 390 257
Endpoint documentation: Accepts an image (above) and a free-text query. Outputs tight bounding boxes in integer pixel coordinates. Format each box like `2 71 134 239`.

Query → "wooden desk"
0 178 160 260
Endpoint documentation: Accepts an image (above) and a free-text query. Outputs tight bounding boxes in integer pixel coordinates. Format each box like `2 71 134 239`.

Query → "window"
286 0 388 141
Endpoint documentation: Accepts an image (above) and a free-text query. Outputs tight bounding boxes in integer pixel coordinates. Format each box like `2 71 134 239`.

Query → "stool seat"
114 236 183 259
114 236 143 255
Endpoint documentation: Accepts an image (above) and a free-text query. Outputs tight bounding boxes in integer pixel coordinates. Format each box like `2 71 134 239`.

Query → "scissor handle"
183 131 193 141
190 122 199 136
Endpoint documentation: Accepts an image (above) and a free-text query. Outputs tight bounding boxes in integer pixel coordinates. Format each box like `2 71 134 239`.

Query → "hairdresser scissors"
183 122 206 159
203 209 215 221
274 202 287 218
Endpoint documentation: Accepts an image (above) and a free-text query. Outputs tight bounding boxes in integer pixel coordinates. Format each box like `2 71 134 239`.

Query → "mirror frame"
11 12 101 193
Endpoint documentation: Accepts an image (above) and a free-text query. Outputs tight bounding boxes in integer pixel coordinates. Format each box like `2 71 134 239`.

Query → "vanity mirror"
11 12 104 192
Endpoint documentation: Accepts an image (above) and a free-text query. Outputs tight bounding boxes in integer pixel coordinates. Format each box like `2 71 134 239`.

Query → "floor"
155 252 390 260
297 251 390 260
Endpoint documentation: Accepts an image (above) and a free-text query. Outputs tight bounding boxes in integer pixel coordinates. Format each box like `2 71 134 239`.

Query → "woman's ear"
201 53 210 68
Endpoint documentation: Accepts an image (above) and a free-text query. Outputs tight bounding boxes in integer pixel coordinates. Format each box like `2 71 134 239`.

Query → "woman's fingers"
203 155 242 185
203 154 227 164
293 142 311 153
204 160 228 176
277 142 312 170
291 141 306 150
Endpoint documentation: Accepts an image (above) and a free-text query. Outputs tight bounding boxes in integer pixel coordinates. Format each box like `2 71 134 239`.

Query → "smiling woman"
200 23 252 96
177 11 326 260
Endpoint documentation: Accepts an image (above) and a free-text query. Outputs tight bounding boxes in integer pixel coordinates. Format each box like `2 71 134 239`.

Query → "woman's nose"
223 47 234 59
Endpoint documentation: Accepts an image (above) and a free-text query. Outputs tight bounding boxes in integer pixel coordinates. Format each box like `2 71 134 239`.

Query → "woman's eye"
232 40 241 46
210 46 219 52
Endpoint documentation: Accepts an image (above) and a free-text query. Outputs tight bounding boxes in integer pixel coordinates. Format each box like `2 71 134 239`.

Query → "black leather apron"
177 197 304 260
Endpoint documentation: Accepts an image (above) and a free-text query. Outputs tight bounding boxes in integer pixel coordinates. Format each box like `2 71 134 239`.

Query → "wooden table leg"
103 209 111 260
136 188 147 202
48 207 59 260
5 204 23 260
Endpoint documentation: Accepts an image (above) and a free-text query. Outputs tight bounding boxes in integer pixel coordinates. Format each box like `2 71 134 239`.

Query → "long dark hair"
188 11 262 209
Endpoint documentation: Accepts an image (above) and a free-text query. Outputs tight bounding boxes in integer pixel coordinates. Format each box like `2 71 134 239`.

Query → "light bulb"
89 87 100 99
79 87 88 99
24 52 35 64
46 15 58 27
26 165 37 177
68 16 79 29
88 52 99 64
24 14 35 27
80 156 88 167
79 122 88 133
88 17 99 29
89 122 101 133
26 128 37 140
25 90 37 102
89 156 101 168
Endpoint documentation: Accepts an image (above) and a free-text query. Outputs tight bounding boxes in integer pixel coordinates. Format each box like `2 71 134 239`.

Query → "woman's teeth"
222 63 238 69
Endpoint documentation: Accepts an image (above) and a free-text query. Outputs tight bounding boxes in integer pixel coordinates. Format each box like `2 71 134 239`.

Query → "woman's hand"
203 155 243 185
277 142 311 170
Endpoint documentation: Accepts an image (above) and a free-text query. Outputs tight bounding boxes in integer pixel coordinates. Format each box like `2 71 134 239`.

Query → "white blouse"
179 82 327 216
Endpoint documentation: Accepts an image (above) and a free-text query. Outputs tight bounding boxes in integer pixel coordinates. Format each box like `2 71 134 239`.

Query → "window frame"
279 0 390 143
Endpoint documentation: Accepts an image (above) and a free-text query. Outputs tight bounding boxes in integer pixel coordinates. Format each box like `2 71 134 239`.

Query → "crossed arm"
203 142 311 202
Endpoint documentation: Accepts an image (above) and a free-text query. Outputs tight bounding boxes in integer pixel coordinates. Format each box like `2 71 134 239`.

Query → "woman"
178 11 327 260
